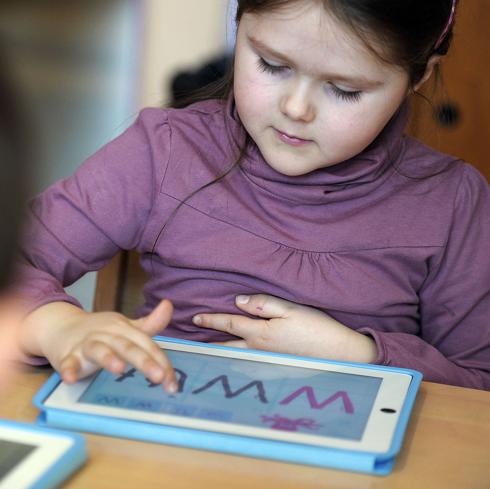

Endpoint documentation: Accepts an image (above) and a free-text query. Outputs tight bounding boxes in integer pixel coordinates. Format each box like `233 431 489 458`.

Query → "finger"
79 340 126 375
193 313 262 340
108 318 174 375
129 300 177 390
212 340 249 349
59 354 83 384
82 332 178 393
133 299 173 336
234 294 293 319
82 335 170 387
60 347 110 383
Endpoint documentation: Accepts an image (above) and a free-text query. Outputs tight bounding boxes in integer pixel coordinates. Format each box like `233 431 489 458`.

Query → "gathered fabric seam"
158 191 443 255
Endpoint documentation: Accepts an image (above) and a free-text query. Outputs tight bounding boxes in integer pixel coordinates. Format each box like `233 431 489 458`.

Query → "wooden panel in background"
93 251 146 317
408 1 490 182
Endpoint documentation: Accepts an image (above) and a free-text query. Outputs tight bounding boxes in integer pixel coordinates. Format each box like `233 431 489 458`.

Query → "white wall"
138 0 229 107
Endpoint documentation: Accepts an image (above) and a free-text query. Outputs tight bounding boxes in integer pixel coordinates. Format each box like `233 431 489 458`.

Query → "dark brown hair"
236 0 456 85
174 0 457 107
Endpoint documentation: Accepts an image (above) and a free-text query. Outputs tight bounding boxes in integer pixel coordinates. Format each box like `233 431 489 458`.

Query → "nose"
279 80 316 123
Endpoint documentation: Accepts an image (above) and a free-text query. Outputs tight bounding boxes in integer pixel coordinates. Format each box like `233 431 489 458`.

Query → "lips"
274 128 312 147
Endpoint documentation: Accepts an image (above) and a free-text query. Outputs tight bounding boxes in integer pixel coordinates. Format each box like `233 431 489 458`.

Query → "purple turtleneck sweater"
18 98 490 390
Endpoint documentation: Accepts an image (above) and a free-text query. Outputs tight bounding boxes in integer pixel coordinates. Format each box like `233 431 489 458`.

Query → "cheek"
234 52 278 123
234 76 271 130
322 105 398 153
348 119 384 146
314 115 382 160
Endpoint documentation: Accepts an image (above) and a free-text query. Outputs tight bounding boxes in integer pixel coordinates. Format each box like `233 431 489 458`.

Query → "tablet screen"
0 440 36 479
0 422 83 489
78 349 382 441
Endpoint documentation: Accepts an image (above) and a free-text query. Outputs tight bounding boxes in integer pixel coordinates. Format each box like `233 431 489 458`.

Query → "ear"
413 55 442 92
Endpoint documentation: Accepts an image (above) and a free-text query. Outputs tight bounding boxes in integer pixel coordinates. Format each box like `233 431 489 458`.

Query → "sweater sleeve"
16 108 171 313
360 164 490 390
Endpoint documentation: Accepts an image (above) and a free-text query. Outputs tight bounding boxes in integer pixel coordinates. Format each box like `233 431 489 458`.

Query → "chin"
267 161 315 177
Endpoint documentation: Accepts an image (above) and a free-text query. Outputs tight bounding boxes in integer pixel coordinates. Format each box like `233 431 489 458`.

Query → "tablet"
0 420 86 489
35 337 422 474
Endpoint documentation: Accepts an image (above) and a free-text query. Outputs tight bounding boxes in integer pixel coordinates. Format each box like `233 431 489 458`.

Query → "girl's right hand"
27 299 177 393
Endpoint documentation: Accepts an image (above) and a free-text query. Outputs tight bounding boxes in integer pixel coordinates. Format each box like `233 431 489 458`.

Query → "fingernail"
150 367 164 382
166 381 178 394
193 315 202 325
236 295 250 304
110 359 124 371
62 370 75 384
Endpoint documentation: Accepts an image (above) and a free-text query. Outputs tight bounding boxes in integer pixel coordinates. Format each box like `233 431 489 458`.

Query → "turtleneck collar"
223 93 409 205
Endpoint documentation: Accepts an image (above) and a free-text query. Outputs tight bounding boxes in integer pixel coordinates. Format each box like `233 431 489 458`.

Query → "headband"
434 0 457 51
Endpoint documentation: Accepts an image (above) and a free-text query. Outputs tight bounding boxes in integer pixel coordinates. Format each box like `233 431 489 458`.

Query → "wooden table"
2 366 490 489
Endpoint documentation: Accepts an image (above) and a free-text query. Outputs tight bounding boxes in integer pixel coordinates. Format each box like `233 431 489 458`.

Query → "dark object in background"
0 46 31 288
170 54 233 107
434 102 461 128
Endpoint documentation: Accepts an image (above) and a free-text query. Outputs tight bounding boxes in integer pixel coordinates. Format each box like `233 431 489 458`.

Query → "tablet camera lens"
381 408 397 414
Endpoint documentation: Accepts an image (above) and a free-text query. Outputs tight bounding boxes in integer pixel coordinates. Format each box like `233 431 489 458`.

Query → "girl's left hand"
192 294 378 363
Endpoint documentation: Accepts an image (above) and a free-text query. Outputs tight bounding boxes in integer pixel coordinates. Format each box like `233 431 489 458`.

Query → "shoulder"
122 98 229 172
138 99 225 132
136 100 239 199
452 161 490 217
398 136 488 196
378 137 490 244
136 99 232 159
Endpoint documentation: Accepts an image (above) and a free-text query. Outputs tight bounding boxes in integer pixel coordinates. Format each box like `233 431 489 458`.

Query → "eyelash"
256 57 362 103
329 84 362 103
257 57 288 75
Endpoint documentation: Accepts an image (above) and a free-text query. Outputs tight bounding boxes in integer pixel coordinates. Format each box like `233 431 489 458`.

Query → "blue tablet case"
33 337 422 476
0 419 86 489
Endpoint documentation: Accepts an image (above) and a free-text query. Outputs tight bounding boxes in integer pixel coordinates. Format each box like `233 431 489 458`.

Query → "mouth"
274 128 313 147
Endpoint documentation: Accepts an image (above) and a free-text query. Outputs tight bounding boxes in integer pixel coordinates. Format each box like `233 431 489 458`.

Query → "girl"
16 0 490 391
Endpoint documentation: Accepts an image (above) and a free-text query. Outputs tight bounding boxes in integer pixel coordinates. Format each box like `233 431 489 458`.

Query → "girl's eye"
256 57 362 102
257 57 289 75
329 83 362 103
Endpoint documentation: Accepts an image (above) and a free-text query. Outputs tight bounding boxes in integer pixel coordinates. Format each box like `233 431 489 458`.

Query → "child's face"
233 2 410 176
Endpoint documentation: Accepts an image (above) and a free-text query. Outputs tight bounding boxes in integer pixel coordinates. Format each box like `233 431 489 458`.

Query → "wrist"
20 302 87 360
321 316 378 364
333 328 378 364
355 333 378 364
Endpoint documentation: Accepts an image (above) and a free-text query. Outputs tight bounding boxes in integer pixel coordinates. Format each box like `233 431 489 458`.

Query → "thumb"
133 299 173 335
235 294 291 319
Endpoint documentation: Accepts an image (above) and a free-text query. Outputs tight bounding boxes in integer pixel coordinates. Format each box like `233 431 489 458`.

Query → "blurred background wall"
139 0 229 107
0 0 229 309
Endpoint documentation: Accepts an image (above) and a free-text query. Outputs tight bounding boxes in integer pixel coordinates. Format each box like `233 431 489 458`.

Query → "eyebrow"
248 35 383 87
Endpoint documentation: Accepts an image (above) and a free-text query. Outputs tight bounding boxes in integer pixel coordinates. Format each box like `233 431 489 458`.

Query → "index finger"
83 331 177 394
193 313 263 340
119 336 177 393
